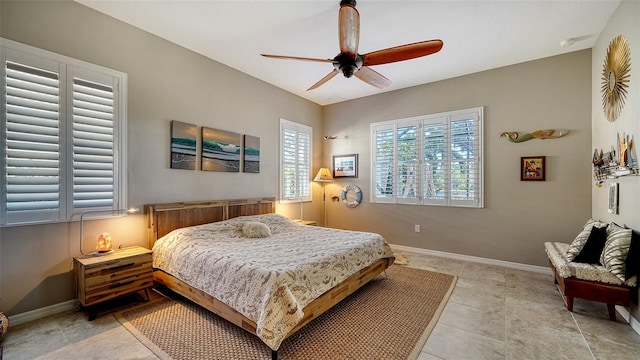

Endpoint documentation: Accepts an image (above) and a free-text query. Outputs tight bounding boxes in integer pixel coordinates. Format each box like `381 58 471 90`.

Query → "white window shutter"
449 110 482 207
396 121 419 204
72 77 115 209
280 119 312 202
2 38 127 226
4 61 63 223
422 118 447 205
371 107 483 208
371 123 395 203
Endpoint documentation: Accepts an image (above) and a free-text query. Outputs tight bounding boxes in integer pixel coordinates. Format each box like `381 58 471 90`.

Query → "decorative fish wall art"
499 129 570 143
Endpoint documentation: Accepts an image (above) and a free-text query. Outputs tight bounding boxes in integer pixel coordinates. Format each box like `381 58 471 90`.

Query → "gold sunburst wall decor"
601 35 631 122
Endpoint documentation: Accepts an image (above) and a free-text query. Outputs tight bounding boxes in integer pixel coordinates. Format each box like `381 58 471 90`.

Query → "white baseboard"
389 244 551 274
616 305 640 336
8 300 76 326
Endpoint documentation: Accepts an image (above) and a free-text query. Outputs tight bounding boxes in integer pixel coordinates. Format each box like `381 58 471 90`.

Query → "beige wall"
2 0 634 327
0 0 323 314
323 50 593 266
591 0 639 323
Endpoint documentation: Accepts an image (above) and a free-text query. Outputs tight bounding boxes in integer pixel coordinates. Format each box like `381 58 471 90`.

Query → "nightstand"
73 246 153 320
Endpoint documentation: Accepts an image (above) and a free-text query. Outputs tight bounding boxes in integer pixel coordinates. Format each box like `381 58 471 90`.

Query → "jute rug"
116 265 456 360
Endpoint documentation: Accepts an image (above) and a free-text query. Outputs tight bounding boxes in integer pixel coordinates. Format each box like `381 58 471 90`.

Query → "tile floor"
2 250 640 359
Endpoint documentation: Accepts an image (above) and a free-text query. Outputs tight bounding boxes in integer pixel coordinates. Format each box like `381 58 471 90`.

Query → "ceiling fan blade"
354 66 391 89
362 39 443 66
338 3 359 59
261 54 334 63
307 69 339 91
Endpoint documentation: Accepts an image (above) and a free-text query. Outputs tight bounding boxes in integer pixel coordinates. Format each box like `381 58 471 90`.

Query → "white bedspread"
152 213 394 350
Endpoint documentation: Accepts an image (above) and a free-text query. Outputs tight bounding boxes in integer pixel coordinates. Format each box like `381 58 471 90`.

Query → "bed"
145 197 395 358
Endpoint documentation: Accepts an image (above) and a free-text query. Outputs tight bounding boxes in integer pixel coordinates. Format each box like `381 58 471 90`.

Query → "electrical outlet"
414 224 420 233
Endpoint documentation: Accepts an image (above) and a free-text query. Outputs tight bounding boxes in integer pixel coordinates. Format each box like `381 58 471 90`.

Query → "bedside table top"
297 220 317 226
74 246 152 265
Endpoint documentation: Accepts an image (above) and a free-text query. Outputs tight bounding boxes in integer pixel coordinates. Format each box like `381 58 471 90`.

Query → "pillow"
625 230 639 281
600 223 633 282
565 219 607 261
572 225 608 264
241 221 271 238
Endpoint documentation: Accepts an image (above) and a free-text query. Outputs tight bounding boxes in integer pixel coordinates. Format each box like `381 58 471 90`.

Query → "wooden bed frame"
145 197 393 359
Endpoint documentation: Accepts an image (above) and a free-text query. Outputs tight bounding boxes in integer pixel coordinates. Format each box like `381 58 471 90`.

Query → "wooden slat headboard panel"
146 197 276 248
228 198 275 219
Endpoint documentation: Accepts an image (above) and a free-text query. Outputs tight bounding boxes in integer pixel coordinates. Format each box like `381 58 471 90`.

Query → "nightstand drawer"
84 275 153 306
84 254 152 288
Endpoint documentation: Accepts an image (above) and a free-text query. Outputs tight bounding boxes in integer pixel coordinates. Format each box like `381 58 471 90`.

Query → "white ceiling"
76 0 620 106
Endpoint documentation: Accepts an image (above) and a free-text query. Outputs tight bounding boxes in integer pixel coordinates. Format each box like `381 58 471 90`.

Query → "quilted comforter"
152 213 395 350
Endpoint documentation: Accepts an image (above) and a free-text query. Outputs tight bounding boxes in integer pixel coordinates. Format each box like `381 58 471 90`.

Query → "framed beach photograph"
170 120 197 170
243 134 260 173
333 154 358 178
521 156 545 181
201 127 241 172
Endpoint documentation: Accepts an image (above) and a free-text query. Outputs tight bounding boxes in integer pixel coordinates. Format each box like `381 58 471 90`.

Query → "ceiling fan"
261 0 443 91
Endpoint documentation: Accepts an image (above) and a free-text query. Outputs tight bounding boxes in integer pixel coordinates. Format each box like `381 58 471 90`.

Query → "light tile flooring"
3 250 640 359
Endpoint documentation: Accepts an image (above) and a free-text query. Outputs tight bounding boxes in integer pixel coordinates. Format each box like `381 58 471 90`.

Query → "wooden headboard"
145 197 276 248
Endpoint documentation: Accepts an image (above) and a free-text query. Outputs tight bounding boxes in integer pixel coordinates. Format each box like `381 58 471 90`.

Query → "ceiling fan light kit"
261 0 443 91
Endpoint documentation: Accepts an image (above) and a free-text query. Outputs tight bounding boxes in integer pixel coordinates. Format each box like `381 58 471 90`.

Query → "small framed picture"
333 154 358 178
521 156 545 181
608 182 619 214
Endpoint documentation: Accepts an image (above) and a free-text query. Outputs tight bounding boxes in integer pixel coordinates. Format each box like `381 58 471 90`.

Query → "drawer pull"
109 280 134 289
107 262 135 271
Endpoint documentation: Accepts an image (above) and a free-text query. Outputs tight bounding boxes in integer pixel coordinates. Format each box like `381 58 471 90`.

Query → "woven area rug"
116 265 456 360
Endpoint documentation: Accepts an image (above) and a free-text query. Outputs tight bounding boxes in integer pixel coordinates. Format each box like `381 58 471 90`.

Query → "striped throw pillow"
601 223 633 282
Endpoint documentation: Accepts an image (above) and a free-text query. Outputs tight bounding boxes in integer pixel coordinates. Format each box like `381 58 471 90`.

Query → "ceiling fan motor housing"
333 53 363 78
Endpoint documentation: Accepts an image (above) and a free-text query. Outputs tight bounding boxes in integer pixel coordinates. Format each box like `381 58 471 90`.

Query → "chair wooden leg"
607 304 617 321
566 296 574 312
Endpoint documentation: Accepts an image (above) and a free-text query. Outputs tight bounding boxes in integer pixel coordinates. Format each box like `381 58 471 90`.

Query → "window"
1 38 127 226
279 119 312 202
371 107 483 208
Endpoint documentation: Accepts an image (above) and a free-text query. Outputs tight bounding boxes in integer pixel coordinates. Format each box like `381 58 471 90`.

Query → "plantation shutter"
4 60 63 224
280 120 311 201
396 121 419 204
449 111 481 207
296 129 311 199
371 123 395 203
371 107 483 208
72 77 116 210
422 118 447 205
2 38 127 226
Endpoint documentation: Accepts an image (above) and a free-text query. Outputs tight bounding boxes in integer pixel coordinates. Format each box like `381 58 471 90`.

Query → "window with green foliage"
371 107 483 208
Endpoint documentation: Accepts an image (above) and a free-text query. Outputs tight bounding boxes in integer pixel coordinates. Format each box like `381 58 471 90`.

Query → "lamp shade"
314 167 334 182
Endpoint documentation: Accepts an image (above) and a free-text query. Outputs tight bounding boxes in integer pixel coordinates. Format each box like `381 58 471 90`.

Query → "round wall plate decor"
601 35 631 122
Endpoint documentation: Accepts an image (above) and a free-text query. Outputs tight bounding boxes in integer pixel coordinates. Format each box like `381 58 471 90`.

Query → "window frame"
370 107 484 208
1 38 128 226
279 119 312 203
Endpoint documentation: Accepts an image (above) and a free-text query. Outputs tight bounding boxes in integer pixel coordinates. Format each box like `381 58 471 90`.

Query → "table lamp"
80 208 138 256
